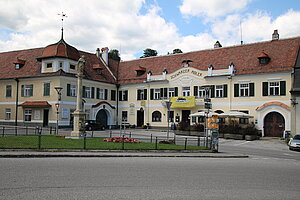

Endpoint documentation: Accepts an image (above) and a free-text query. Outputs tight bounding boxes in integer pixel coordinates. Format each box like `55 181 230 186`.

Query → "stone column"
71 56 86 137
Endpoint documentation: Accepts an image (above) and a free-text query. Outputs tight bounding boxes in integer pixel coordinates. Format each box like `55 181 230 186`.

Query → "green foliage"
172 48 183 54
140 48 157 58
108 49 121 61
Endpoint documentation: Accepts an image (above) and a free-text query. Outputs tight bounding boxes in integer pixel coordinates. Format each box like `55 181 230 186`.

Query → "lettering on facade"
170 69 202 79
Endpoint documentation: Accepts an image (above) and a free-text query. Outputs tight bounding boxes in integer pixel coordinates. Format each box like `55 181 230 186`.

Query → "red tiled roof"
19 101 51 108
257 51 269 58
118 37 300 84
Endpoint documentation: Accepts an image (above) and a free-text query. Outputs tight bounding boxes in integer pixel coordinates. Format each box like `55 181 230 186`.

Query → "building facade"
0 30 299 137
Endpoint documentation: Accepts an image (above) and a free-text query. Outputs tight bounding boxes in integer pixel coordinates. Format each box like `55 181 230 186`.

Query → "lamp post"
204 86 212 148
54 86 63 135
165 101 172 140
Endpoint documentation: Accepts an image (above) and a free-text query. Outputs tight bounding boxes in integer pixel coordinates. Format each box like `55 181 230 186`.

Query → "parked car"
84 120 105 131
288 134 300 151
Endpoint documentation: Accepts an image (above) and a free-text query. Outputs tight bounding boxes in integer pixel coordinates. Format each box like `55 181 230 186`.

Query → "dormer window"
70 64 76 70
135 66 146 76
46 63 53 68
14 58 26 69
258 51 270 65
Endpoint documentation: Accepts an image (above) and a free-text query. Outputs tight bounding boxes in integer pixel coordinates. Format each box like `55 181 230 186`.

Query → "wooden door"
264 112 285 137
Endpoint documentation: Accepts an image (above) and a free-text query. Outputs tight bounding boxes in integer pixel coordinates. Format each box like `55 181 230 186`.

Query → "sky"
0 0 300 61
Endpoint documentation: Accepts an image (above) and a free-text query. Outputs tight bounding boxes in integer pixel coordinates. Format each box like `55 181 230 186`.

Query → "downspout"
14 78 19 126
116 84 120 126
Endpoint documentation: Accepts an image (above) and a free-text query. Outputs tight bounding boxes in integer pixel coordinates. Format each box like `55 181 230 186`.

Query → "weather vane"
58 12 67 39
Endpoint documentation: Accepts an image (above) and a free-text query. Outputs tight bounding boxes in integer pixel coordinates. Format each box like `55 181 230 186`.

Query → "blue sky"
0 0 300 60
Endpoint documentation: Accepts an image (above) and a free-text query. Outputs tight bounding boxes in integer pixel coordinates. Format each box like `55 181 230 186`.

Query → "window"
46 63 52 68
6 85 12 97
182 87 190 96
154 89 160 100
215 85 224 98
83 86 94 99
234 83 254 97
70 64 76 70
168 88 175 98
197 86 210 98
67 84 77 97
122 111 128 122
152 111 162 122
119 90 128 101
97 88 105 100
43 82 50 96
5 108 11 120
21 84 33 97
24 109 32 121
137 89 147 100
169 111 174 122
262 81 286 96
59 62 63 69
239 111 249 124
111 90 116 101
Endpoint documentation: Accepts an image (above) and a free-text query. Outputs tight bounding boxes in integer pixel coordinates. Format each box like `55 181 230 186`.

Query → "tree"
140 48 158 58
108 49 121 61
172 49 183 54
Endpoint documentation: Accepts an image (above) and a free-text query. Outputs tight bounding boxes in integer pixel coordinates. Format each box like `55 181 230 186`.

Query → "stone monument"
71 55 86 137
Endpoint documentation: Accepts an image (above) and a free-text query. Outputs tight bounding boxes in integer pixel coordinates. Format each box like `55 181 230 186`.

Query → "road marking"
234 141 251 146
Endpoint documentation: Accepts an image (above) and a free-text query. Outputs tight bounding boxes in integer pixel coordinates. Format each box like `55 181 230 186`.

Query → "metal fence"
0 126 211 150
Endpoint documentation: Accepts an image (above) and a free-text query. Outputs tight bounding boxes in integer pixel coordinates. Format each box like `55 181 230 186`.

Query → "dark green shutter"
144 89 147 100
67 84 71 96
280 81 286 96
29 84 33 96
234 84 239 97
210 85 215 98
194 86 198 97
111 90 116 101
96 88 100 99
262 82 268 96
164 88 168 98
150 89 154 100
223 84 227 98
105 89 108 100
137 90 141 100
175 87 178 96
91 87 95 98
160 88 163 99
21 85 24 97
249 83 255 96
124 90 128 101
82 86 86 98
119 91 122 101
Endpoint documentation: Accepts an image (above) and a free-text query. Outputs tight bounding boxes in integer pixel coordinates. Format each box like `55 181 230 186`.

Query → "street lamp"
54 87 63 135
165 101 172 140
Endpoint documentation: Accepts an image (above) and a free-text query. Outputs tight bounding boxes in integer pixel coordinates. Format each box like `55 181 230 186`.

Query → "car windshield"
293 135 300 140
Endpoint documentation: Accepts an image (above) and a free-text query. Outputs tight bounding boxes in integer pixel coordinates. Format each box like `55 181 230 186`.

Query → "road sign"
205 102 212 109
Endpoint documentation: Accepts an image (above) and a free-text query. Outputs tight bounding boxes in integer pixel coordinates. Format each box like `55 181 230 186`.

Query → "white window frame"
99 88 105 100
182 87 190 97
240 83 249 97
168 88 175 98
154 89 160 100
198 86 210 98
85 87 92 98
70 85 77 97
137 89 145 100
24 109 32 122
23 85 33 97
269 81 280 96
5 108 11 120
215 85 224 98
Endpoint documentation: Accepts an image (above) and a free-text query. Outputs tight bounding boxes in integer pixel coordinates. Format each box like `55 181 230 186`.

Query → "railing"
0 125 57 136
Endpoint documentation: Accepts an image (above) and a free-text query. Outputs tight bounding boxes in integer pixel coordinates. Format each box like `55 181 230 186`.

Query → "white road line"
234 141 251 146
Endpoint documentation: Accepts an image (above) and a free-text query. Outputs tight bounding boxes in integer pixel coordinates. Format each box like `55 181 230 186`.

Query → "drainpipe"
14 78 19 126
116 84 120 126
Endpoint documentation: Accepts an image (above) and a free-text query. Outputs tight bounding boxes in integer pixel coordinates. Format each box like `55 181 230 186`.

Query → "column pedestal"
71 110 85 137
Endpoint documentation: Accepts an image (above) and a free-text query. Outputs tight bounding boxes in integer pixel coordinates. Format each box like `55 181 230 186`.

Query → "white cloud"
179 0 252 18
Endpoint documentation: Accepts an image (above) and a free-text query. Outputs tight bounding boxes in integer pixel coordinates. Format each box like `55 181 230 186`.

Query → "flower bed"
103 136 141 143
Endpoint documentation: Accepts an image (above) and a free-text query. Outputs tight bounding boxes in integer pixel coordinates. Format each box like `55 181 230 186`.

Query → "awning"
19 101 51 108
170 96 196 108
190 111 219 117
218 110 253 118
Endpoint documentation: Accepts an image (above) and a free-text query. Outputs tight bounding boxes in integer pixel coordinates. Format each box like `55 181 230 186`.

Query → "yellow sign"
170 96 196 108
207 115 219 129
140 101 146 106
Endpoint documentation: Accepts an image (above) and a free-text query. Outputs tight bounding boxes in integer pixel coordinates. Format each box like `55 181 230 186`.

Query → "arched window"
152 111 162 122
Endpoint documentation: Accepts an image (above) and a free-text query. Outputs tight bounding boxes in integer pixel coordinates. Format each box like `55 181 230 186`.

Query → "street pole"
54 87 63 135
166 101 172 140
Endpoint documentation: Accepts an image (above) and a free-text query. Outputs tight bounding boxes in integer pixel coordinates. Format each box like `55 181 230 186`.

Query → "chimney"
214 41 222 48
96 48 101 58
101 47 109 65
272 30 279 41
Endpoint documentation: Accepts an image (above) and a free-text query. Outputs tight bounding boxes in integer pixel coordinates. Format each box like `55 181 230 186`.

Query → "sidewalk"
0 149 248 158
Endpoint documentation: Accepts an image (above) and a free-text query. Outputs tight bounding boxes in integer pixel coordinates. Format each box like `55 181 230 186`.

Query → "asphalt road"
0 157 299 200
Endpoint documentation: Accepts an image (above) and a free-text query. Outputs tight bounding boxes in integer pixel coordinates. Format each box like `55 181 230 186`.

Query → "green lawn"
0 135 209 150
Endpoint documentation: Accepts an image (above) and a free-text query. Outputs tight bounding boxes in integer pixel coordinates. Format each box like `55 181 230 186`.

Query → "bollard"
49 127 52 135
83 136 87 150
110 131 112 138
91 130 94 138
15 126 18 136
150 134 153 143
184 138 187 150
174 135 176 145
122 135 125 150
155 137 158 150
38 133 42 149
129 132 131 138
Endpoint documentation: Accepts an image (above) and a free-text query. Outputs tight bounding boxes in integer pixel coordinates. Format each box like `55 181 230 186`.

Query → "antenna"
240 19 243 45
58 12 67 39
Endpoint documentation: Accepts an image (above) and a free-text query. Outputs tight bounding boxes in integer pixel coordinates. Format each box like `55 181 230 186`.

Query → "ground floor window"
152 111 162 122
5 108 11 120
122 111 128 122
24 109 32 121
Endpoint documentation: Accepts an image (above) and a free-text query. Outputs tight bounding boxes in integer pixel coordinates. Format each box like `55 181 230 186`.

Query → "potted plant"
244 123 258 141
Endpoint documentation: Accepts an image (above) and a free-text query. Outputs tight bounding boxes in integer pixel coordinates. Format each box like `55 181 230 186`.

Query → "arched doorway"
96 109 108 128
264 112 285 137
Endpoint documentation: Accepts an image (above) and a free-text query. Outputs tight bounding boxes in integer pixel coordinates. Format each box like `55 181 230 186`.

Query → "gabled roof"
118 36 300 84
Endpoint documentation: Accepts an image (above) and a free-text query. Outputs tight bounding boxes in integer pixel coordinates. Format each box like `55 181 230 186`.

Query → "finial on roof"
58 12 67 39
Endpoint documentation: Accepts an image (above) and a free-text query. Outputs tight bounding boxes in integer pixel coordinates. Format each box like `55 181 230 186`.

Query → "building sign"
170 96 196 108
129 103 135 115
170 68 202 79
